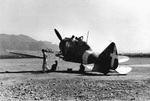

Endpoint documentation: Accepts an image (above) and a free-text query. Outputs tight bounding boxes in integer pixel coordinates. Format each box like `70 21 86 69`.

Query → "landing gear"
104 66 110 75
79 64 85 73
101 66 109 75
103 70 109 75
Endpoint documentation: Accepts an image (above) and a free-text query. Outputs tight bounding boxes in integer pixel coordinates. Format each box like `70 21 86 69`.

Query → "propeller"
54 29 63 41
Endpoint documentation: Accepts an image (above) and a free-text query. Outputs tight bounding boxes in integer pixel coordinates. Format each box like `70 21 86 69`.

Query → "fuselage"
54 29 122 74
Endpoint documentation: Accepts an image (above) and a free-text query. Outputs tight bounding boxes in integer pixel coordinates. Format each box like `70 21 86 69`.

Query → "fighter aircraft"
9 29 132 75
54 29 132 75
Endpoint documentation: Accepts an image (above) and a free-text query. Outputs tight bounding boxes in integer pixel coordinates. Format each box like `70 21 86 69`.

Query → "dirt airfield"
0 57 150 101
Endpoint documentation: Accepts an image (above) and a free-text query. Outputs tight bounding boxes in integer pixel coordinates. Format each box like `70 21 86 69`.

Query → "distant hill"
119 53 150 57
0 34 59 57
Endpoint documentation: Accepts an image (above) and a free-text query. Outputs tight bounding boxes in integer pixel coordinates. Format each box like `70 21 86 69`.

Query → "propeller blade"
54 29 62 41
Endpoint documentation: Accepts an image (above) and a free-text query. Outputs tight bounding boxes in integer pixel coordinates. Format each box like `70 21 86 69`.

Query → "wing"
9 51 43 59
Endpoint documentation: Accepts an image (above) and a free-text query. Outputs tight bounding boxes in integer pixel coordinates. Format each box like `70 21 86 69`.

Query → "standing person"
79 64 85 73
42 49 49 72
51 60 58 71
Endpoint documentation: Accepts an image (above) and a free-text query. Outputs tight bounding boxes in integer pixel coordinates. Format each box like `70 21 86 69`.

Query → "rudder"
92 42 118 75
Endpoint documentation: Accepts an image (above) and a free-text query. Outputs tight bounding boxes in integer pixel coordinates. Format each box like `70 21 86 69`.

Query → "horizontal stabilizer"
115 65 132 74
118 56 130 63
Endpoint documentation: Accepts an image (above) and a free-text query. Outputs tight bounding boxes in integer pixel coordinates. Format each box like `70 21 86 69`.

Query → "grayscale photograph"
0 0 150 100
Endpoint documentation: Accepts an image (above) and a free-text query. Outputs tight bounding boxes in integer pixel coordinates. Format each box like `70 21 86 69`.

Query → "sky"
0 0 150 53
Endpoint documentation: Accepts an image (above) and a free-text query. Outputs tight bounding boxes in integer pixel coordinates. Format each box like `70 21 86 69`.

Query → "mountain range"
0 34 58 58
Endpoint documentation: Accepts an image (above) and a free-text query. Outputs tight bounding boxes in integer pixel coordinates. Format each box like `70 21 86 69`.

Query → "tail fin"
92 42 118 74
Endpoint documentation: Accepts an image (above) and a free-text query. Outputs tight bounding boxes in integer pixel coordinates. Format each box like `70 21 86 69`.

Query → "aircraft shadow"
0 70 127 76
48 70 127 76
0 70 44 74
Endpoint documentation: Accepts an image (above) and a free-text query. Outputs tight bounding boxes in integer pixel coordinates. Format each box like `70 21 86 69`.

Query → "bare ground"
0 58 150 101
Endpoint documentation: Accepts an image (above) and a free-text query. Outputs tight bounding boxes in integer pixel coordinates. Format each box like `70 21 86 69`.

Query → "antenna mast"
86 31 89 43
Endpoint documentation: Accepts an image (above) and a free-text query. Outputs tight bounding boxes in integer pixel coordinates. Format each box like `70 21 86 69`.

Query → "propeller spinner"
54 29 63 41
